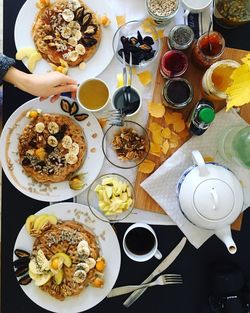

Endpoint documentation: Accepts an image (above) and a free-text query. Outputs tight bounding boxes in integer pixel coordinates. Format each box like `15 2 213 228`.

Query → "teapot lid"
193 179 234 220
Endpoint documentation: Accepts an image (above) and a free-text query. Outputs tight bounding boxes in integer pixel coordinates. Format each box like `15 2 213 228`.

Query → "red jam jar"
192 31 225 69
160 50 188 78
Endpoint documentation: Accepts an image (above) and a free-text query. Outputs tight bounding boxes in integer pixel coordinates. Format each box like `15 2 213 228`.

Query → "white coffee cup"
182 0 212 17
123 223 162 262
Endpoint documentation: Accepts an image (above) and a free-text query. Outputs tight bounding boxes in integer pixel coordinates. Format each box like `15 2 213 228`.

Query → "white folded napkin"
141 109 250 248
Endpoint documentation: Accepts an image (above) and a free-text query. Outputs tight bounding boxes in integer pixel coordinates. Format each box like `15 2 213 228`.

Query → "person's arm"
3 67 77 102
0 54 16 84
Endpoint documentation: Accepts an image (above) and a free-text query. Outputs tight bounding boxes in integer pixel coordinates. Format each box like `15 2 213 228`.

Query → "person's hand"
3 68 78 102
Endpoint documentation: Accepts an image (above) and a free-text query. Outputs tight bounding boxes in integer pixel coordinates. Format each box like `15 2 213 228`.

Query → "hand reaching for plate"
4 68 77 102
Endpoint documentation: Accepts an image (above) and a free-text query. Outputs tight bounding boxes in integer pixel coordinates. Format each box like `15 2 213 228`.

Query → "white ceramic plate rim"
14 0 117 82
13 202 121 313
0 97 104 202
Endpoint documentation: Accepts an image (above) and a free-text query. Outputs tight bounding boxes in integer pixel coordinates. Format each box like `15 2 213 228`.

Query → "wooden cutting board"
134 38 249 231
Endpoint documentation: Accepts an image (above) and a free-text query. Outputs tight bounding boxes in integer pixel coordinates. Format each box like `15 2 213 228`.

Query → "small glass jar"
168 25 194 50
162 77 193 109
160 50 188 78
146 0 180 27
192 31 225 69
202 60 240 100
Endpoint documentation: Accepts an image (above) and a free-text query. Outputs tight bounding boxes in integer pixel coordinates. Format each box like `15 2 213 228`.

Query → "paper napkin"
141 109 250 248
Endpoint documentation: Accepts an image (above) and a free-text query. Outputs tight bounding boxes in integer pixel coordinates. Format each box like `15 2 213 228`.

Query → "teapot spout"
215 226 237 254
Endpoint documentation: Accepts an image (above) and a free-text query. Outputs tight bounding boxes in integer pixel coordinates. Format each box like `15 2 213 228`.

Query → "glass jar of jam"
160 50 188 78
192 31 225 69
162 77 193 109
168 24 194 50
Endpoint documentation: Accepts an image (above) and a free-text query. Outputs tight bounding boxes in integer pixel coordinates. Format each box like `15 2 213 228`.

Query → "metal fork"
100 109 125 126
107 274 182 298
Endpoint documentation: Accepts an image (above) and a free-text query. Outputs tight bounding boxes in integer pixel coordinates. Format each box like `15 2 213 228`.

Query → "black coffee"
113 87 140 115
125 227 155 255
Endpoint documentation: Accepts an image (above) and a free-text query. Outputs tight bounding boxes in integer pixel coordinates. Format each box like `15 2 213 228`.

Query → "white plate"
0 97 104 202
13 202 121 313
14 0 117 82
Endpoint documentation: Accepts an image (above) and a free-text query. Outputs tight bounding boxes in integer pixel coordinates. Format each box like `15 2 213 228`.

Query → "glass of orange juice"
77 78 110 112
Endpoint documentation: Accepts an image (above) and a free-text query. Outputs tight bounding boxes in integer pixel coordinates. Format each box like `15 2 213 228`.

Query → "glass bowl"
112 19 160 68
102 120 150 169
87 173 135 223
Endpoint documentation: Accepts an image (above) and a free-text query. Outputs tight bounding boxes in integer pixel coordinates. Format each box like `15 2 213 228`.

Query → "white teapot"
177 150 244 254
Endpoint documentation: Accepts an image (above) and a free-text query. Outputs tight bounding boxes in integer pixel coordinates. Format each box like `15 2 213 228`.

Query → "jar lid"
193 179 234 221
198 107 215 123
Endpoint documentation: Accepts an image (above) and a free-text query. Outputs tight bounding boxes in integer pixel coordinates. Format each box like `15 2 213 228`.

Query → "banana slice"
62 135 73 149
70 142 80 155
35 122 45 133
68 0 81 11
75 44 85 55
76 262 90 273
62 9 74 22
65 152 78 165
48 122 59 134
72 29 82 41
47 135 58 147
61 26 72 39
68 50 79 62
85 257 96 270
73 270 86 283
77 240 90 258
68 37 78 47
68 21 81 30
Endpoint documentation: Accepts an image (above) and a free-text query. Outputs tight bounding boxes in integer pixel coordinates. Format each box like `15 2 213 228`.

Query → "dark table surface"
1 2 250 313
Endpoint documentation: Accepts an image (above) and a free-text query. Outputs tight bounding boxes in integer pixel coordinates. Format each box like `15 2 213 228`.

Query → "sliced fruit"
25 215 36 234
33 214 48 230
52 252 72 267
16 47 37 60
54 269 64 285
27 52 42 72
34 272 52 286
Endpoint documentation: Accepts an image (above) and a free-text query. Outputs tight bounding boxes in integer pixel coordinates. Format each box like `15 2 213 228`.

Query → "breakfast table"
2 0 250 313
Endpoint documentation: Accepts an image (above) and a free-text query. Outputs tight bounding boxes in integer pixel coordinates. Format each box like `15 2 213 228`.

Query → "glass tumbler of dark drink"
192 31 225 68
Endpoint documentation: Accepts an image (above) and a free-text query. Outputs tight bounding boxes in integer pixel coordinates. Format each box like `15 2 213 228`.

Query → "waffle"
18 113 86 183
32 220 101 300
32 0 101 67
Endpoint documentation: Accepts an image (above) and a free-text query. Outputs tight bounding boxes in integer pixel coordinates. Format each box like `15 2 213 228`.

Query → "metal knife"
123 237 187 308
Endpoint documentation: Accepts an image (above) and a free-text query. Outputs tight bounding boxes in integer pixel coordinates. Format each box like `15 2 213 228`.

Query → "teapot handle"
192 150 209 176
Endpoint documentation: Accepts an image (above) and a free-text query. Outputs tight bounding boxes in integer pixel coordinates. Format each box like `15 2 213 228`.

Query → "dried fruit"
60 99 71 113
149 142 161 157
148 102 165 118
138 159 156 174
116 15 126 27
173 119 186 133
84 24 98 35
81 37 97 47
162 140 170 154
161 127 171 139
98 118 107 128
74 113 89 121
137 71 152 86
19 274 32 286
70 101 79 115
14 249 30 259
15 266 29 277
82 13 92 27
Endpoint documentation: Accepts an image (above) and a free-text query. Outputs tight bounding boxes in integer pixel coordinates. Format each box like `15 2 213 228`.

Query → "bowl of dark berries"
112 20 160 68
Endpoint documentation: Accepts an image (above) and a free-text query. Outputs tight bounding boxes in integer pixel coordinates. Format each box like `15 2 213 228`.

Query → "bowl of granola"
102 121 150 169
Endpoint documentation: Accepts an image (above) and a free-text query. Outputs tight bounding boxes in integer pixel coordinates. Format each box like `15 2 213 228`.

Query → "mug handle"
154 249 162 260
183 8 190 18
192 150 209 176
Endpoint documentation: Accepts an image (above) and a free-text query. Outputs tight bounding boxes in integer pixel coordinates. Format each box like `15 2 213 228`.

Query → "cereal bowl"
87 173 135 222
112 20 160 68
102 120 150 169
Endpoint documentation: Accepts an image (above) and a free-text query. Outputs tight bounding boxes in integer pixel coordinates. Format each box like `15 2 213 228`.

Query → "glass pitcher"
218 125 250 169
214 0 250 28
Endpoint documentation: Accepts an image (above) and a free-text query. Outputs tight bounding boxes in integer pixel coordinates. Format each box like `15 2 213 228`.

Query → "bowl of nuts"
87 173 135 222
112 19 160 68
102 120 150 169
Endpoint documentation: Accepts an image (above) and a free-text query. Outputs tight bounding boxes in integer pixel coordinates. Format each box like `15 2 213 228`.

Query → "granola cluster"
112 128 146 161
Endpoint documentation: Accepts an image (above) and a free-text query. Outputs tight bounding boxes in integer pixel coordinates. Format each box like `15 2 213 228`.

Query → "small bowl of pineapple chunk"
87 173 135 222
